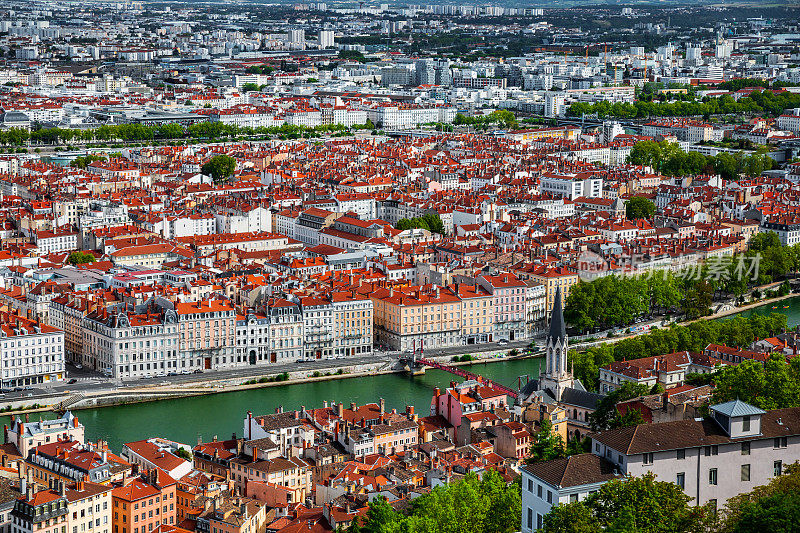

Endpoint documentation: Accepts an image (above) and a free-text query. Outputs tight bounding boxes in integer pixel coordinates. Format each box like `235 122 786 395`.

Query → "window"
677 449 685 460
642 452 654 465
546 491 553 504
742 415 751 432
709 499 717 517
741 442 750 455
570 494 578 503
526 508 532 530
741 464 750 482
709 468 718 486
774 437 788 449
704 445 718 456
537 485 542 498
527 479 533 493
774 461 783 477
676 473 685 490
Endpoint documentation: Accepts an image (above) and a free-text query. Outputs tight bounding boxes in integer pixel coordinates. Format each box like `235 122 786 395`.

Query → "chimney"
379 398 385 416
350 402 357 412
337 403 344 417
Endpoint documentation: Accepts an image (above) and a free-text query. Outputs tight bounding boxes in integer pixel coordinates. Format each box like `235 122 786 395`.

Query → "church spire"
548 286 566 344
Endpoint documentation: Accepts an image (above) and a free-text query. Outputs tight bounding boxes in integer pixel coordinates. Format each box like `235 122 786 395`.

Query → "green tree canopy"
589 382 651 431
67 251 96 265
527 418 565 464
70 154 106 169
542 473 712 533
201 154 237 183
625 195 656 220
712 354 800 410
350 470 520 533
396 213 445 234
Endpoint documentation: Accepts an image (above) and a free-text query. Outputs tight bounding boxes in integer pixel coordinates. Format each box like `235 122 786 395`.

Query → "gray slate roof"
710 399 766 418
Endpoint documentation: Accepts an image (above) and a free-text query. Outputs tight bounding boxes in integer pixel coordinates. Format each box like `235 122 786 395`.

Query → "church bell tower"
539 286 573 400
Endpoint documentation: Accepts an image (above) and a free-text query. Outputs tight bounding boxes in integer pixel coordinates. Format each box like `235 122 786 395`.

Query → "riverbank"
2 350 538 416
0 357 544 450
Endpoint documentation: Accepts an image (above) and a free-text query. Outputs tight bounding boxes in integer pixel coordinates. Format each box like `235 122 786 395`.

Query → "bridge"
410 356 519 399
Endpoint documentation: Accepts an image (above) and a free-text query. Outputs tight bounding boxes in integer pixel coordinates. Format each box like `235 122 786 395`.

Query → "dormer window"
742 415 751 432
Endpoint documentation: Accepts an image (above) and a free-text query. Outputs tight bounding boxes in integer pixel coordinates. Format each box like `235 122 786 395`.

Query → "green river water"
1 358 543 451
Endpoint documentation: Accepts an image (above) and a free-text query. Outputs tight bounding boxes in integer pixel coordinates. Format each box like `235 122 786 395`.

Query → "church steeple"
540 286 572 400
548 286 566 346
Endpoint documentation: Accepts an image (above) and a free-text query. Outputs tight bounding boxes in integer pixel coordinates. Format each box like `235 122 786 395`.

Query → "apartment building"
590 400 800 509
243 410 314 457
175 300 236 372
229 456 311 503
82 308 180 379
10 487 69 533
202 498 266 533
520 454 619 532
6 412 84 459
331 292 373 358
477 274 526 342
370 285 462 352
0 312 65 388
25 440 126 486
111 470 177 533
539 173 603 200
453 282 494 345
528 266 579 313
64 482 113 533
121 440 192 481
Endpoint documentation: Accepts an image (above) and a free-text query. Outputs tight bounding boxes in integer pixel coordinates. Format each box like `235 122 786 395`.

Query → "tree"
352 470 520 533
70 154 106 169
542 473 712 533
67 251 96 265
201 154 237 183
395 213 445 235
540 501 600 533
174 448 192 460
626 196 656 220
589 382 650 431
712 355 800 410
527 418 564 464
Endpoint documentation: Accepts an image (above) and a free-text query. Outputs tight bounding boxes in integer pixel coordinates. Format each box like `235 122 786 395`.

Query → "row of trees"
567 231 799 333
453 110 519 130
568 312 788 391
627 140 776 180
564 271 685 332
345 470 520 533
1 120 371 147
711 354 800 411
568 90 800 119
395 213 445 234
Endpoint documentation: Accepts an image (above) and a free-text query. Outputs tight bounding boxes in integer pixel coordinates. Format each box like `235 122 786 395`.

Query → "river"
724 294 800 327
1 358 543 451
9 296 798 453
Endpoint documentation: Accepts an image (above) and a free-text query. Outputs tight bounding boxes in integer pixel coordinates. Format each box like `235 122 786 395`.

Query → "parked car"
68 379 78 384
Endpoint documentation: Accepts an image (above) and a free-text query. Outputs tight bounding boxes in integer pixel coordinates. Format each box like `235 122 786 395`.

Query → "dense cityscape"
0 0 798 531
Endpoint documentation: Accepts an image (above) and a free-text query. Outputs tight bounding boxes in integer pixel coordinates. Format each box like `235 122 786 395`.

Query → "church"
517 286 604 441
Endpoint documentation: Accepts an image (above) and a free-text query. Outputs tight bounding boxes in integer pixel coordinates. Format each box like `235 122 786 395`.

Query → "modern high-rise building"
318 30 334 49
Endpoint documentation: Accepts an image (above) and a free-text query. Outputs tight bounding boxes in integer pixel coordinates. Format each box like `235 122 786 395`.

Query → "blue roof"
710 399 766 418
